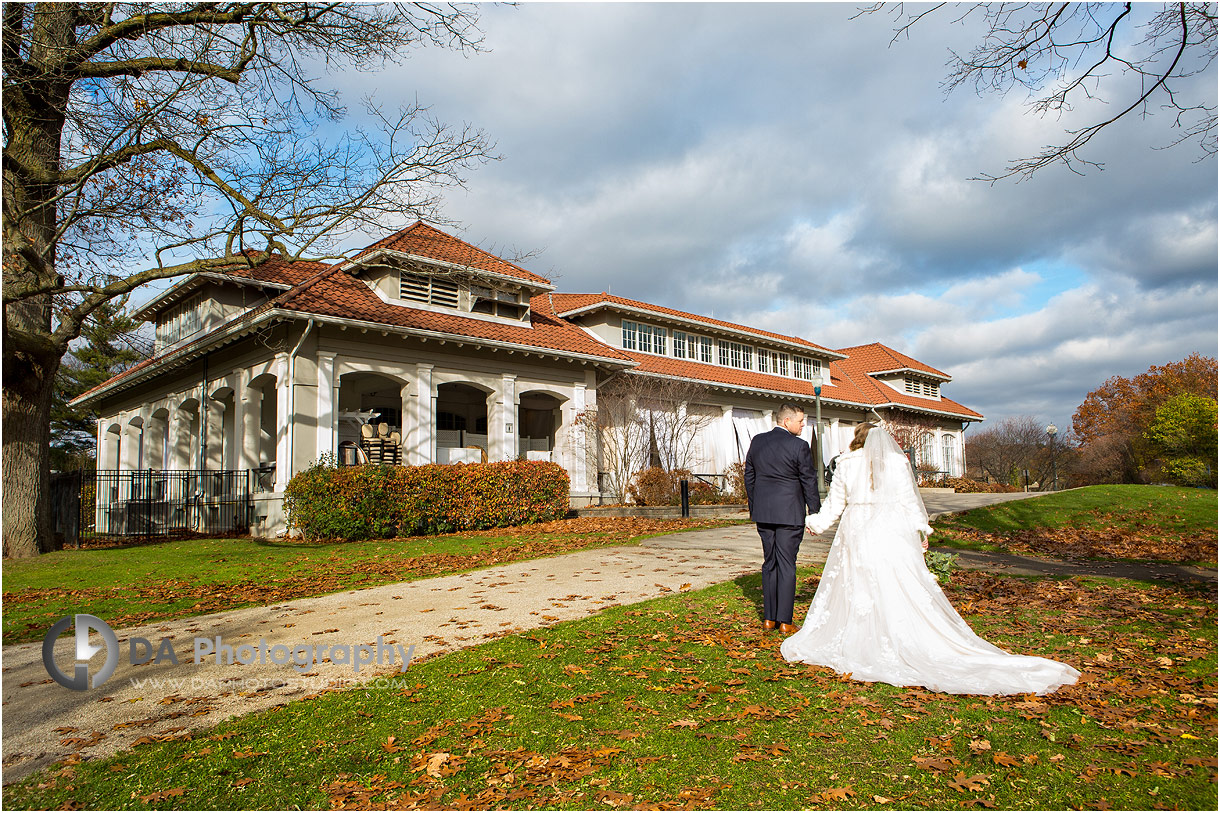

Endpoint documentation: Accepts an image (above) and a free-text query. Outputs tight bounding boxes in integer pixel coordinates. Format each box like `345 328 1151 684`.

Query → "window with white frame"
400 271 459 308
757 350 769 374
717 339 754 370
673 330 688 358
919 433 936 468
942 434 956 475
673 331 713 363
156 294 204 347
622 320 667 355
793 356 819 381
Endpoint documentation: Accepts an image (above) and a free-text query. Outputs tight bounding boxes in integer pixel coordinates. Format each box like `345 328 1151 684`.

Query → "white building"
73 223 982 535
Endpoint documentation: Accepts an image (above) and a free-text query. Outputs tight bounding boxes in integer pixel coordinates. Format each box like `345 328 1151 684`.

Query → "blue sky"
319 3 1217 433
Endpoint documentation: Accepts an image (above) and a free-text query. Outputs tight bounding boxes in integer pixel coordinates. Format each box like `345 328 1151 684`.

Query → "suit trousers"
756 522 802 624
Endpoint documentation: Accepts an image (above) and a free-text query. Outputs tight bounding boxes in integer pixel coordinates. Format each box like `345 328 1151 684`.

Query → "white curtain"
732 409 770 463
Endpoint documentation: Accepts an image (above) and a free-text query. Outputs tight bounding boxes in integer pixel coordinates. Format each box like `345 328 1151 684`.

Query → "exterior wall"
94 304 977 529
568 312 622 348
94 321 605 531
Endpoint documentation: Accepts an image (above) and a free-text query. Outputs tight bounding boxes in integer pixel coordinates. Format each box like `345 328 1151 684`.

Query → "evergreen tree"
49 300 149 471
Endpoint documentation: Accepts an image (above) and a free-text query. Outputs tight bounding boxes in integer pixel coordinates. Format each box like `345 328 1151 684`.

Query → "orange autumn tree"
1070 353 1218 484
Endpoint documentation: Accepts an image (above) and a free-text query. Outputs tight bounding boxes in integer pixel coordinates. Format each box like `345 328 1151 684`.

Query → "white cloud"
326 2 1216 431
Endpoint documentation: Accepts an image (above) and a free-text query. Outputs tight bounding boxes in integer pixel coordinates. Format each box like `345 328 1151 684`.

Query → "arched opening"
102 422 122 470
174 398 200 470
124 415 145 471
517 391 565 461
336 371 408 465
247 374 277 469
210 386 236 469
146 408 170 469
435 382 490 464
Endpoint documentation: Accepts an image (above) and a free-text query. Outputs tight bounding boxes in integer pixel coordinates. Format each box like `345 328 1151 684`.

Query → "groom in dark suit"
744 403 821 633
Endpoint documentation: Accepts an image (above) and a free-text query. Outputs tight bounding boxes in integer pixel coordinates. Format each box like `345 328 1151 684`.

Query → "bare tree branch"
859 2 1217 180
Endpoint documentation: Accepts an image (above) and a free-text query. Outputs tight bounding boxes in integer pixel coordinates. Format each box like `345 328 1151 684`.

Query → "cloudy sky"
332 1 1217 434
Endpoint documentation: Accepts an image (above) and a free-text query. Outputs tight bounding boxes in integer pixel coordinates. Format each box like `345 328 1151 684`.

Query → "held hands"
805 513 827 535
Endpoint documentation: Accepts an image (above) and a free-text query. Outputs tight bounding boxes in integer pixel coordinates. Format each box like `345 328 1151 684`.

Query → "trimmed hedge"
284 460 571 540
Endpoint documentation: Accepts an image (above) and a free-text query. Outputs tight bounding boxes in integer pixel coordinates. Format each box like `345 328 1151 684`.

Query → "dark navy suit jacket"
744 426 821 526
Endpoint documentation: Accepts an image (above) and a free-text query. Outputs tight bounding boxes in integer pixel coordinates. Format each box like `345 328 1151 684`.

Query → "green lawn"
1 517 731 645
931 485 1217 565
5 569 1215 811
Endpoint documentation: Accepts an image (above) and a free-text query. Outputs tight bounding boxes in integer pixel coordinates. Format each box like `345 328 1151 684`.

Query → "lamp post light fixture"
812 372 825 494
1046 423 1058 492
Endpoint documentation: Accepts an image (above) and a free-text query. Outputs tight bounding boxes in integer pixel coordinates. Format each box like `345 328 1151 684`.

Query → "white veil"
860 424 930 530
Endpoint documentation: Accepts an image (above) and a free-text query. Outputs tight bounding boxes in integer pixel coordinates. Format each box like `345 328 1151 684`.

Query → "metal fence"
50 469 254 546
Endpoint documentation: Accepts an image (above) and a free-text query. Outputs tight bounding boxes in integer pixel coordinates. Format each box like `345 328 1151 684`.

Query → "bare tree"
964 415 1053 487
879 410 941 468
858 3 1217 180
3 3 495 557
584 373 717 503
582 378 649 505
638 377 717 473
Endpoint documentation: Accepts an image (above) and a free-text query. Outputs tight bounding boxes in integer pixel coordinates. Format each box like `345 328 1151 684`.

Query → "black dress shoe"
778 622 797 634
762 620 777 631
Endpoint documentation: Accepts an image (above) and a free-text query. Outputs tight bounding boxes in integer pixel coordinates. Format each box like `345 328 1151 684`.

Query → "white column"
412 364 434 465
399 381 412 463
236 371 254 471
274 352 291 491
489 373 517 462
96 421 110 469
570 383 588 492
720 405 735 470
316 352 337 464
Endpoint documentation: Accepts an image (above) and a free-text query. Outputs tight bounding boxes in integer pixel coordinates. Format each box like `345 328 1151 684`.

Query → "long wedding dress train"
780 432 1080 696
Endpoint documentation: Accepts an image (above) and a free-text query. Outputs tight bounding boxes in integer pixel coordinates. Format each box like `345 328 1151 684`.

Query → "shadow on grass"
731 571 822 625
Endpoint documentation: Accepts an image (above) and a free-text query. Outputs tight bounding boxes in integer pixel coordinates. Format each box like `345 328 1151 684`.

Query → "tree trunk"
2 356 58 557
2 4 74 557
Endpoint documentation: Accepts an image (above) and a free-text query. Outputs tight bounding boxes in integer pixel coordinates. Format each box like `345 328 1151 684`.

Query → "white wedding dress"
780 429 1080 696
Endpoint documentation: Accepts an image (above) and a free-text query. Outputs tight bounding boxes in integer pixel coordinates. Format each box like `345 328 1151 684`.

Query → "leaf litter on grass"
3 517 735 642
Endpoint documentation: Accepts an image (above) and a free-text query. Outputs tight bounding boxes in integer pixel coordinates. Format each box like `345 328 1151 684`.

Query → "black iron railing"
51 469 255 545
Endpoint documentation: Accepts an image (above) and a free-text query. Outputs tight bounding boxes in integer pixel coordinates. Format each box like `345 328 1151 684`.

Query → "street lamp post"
812 373 825 494
1046 423 1058 491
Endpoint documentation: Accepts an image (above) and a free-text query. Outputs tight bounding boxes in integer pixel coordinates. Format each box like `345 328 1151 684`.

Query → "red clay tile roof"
549 293 841 357
835 343 983 420
265 271 632 361
838 342 950 379
625 352 870 404
348 222 552 287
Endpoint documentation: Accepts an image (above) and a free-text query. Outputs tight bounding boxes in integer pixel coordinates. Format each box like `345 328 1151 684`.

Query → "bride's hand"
918 531 929 552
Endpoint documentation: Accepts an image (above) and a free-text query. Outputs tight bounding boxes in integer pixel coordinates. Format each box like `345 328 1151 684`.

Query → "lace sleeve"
805 461 847 534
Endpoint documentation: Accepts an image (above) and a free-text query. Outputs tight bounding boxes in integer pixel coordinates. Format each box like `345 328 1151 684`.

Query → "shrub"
627 467 739 506
627 466 677 506
942 476 1020 494
284 460 570 540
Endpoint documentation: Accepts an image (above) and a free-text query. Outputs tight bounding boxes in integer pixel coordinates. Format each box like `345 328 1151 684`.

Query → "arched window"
942 434 956 475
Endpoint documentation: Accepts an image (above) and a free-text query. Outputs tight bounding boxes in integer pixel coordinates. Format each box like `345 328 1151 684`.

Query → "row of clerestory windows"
623 319 826 382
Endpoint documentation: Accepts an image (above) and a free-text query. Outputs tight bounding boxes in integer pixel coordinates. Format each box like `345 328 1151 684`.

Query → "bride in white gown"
780 422 1080 696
